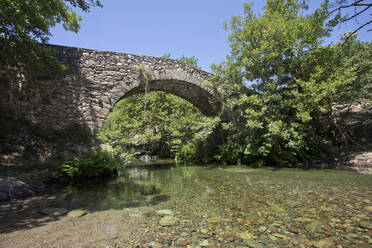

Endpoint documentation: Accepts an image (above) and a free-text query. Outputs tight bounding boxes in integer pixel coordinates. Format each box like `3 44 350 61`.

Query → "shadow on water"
0 162 177 234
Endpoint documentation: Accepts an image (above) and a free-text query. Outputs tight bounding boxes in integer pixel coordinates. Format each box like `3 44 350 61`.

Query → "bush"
214 141 245 165
61 148 136 179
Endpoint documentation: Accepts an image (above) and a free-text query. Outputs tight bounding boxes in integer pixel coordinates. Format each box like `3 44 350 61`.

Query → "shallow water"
1 161 372 247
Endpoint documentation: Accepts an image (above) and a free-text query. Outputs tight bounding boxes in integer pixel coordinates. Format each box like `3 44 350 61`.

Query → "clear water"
2 161 372 247
57 161 372 213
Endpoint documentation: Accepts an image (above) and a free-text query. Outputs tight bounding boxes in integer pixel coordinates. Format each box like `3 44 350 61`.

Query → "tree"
209 0 337 165
0 0 102 76
99 91 219 160
210 0 371 166
296 36 372 148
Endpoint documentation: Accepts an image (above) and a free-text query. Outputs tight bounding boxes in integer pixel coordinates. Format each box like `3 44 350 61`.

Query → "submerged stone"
313 238 335 248
206 216 225 224
175 238 191 246
244 239 261 248
41 207 68 216
146 241 162 248
199 240 209 247
67 209 87 217
258 226 267 233
360 221 372 229
239 231 253 240
139 208 154 217
273 233 289 240
269 203 284 212
156 209 173 216
159 216 178 226
295 217 313 223
305 221 323 233
364 206 372 212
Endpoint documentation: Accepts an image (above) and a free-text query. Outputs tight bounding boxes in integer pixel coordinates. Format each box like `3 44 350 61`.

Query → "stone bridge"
0 45 218 134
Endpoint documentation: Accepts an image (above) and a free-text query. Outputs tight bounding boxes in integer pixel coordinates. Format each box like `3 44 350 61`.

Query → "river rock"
269 203 284 212
244 239 261 248
288 227 300 233
139 208 154 217
159 216 178 226
0 177 35 202
67 209 87 217
41 207 68 216
156 209 173 216
206 216 225 224
258 226 267 233
175 237 191 246
305 221 323 233
313 238 335 248
146 241 162 248
360 221 372 229
239 231 253 240
295 217 313 223
103 224 118 239
199 240 209 247
364 206 372 212
273 233 289 240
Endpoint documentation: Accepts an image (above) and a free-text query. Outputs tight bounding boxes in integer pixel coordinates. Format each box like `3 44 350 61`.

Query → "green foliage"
178 55 201 69
296 36 372 148
99 91 219 161
160 53 201 69
61 148 136 179
214 141 245 165
209 0 371 166
0 0 102 76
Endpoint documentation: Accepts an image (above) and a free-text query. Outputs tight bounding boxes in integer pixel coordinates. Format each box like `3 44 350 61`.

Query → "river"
0 161 371 247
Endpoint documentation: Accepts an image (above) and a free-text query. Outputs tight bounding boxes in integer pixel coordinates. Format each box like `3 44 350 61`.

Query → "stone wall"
0 45 217 134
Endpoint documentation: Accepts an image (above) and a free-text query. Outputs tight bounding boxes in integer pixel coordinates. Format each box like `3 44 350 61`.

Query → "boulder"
0 177 36 202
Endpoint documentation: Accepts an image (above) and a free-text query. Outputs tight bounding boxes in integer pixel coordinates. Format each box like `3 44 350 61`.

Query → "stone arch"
112 79 217 118
98 61 219 134
0 45 220 135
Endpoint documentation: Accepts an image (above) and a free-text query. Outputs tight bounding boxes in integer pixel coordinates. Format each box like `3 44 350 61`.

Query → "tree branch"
342 5 371 22
329 0 369 15
350 19 372 35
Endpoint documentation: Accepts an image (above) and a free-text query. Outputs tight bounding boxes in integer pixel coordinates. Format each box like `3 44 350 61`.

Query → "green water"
44 161 372 247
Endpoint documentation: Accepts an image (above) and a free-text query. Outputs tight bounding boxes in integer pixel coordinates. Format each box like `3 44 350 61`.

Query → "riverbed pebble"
155 209 173 216
159 216 178 226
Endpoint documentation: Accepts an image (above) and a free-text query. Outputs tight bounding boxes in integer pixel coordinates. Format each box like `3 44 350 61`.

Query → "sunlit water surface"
56 161 372 246
1 160 372 247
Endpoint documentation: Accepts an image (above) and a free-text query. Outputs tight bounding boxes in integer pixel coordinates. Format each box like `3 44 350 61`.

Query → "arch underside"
121 79 217 116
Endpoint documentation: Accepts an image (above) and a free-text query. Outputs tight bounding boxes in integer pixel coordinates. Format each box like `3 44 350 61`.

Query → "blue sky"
50 0 371 72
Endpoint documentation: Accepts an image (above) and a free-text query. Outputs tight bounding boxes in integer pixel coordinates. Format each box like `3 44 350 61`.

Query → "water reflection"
127 167 150 180
54 161 183 211
1 162 372 247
